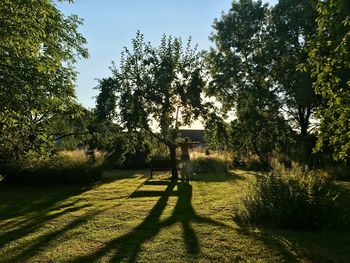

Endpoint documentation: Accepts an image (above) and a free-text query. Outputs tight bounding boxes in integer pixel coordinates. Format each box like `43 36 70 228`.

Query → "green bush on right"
237 160 338 229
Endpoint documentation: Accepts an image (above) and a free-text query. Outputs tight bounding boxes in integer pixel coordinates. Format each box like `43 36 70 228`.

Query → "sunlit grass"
0 169 349 262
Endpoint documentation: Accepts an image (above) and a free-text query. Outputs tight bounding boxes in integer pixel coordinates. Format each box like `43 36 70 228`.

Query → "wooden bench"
232 160 247 168
150 159 173 178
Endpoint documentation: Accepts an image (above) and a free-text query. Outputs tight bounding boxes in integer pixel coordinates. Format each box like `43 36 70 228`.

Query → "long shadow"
0 183 94 248
0 170 146 249
0 170 147 225
72 181 228 263
0 179 149 262
0 184 91 221
0 204 92 249
101 170 149 184
0 170 152 262
190 170 247 183
6 210 101 263
71 181 176 263
162 183 227 255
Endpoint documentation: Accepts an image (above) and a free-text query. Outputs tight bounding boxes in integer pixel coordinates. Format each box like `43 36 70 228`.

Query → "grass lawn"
0 170 350 262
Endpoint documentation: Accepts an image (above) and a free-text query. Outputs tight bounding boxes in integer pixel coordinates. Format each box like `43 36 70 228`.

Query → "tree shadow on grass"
0 183 96 249
0 169 146 241
0 170 155 262
189 170 247 183
72 181 228 263
0 184 92 220
5 209 101 263
0 170 148 224
102 170 149 183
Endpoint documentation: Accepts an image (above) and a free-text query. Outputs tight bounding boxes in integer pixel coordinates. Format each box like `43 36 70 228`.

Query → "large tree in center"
96 32 205 180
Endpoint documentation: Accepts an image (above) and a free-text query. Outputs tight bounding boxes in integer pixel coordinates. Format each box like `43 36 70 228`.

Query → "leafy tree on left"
0 0 88 162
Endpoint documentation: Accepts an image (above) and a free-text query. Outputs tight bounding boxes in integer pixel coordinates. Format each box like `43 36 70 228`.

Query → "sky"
58 0 278 109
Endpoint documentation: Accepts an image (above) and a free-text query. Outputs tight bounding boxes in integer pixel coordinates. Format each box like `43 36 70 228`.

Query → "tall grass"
236 160 338 229
3 150 105 185
189 150 233 173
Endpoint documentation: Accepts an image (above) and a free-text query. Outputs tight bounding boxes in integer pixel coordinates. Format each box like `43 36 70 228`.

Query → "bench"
150 159 173 178
232 160 247 168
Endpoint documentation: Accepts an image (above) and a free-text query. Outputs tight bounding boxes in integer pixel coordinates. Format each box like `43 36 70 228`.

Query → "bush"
237 161 338 229
2 151 104 185
245 158 270 171
121 143 151 169
190 157 228 173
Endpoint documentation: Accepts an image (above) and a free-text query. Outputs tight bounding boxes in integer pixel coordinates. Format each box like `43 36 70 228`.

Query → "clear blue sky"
58 0 278 109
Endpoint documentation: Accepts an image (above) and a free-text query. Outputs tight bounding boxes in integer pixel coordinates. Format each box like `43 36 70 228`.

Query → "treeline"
0 0 349 183
205 0 350 168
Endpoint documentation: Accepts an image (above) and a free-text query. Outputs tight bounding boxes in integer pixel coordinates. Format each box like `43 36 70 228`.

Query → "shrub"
2 151 104 185
245 158 270 171
237 161 338 229
121 143 151 169
190 157 228 173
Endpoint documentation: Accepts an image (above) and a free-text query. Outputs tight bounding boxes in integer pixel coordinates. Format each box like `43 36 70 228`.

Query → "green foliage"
237 161 338 229
272 134 330 168
308 0 350 161
96 32 206 179
2 152 104 185
230 91 291 160
0 0 88 162
245 158 269 172
271 0 319 136
204 113 229 150
112 32 204 139
206 0 290 159
190 157 228 174
85 120 127 165
118 138 152 169
206 0 270 111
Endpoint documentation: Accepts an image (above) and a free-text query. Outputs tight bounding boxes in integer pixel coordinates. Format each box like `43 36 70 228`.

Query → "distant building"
179 129 204 141
178 129 205 149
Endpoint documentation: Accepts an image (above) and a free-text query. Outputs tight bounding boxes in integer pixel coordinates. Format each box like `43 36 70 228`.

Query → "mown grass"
0 169 350 262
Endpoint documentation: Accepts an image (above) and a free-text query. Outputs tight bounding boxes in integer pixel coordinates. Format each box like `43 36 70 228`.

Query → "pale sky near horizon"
58 0 278 112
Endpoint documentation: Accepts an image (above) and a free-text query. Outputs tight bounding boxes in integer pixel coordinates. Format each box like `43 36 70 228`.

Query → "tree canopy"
271 0 319 136
95 32 205 179
206 0 289 159
0 0 88 161
308 0 350 161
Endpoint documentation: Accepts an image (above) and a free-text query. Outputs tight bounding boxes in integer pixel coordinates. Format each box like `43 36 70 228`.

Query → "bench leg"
150 170 153 179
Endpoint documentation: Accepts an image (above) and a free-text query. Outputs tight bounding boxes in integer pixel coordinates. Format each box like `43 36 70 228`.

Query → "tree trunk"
300 122 308 137
169 145 178 181
298 107 310 137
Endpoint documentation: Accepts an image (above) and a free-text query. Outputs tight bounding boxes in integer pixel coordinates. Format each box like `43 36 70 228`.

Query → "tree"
206 0 288 159
270 0 319 136
96 32 205 180
0 0 88 161
308 0 350 161
230 89 290 161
